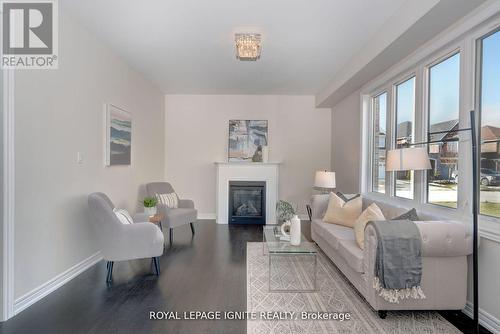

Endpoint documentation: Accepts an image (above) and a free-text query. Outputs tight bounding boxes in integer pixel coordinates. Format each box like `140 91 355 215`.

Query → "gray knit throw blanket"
368 220 426 303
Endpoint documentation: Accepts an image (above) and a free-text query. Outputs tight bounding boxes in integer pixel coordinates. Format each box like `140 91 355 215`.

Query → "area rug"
246 242 460 334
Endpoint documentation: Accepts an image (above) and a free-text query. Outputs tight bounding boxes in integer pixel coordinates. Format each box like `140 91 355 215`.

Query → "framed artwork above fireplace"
228 120 268 162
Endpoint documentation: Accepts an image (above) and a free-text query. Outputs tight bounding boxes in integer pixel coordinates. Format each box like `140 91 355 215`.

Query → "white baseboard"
197 213 216 220
14 251 102 315
463 301 500 334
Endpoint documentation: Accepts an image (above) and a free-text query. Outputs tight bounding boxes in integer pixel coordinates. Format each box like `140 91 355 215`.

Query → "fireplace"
228 181 266 225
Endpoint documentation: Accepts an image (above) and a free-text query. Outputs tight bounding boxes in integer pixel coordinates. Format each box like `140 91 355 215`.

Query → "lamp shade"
314 171 336 188
386 147 432 171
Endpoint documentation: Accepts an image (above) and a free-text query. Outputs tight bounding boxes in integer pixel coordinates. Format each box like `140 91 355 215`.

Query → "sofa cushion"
313 220 355 250
393 208 419 221
353 203 385 249
323 192 362 227
338 239 364 273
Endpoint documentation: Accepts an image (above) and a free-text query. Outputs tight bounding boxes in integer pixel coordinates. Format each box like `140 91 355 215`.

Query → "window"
372 92 388 193
427 53 460 208
364 13 500 226
479 29 500 218
394 77 416 199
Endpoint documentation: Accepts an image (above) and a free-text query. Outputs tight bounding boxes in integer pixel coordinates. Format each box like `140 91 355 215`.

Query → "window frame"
424 49 461 209
393 73 417 200
370 90 389 194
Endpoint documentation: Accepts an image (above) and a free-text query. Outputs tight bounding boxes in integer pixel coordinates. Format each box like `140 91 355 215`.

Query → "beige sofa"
310 194 473 318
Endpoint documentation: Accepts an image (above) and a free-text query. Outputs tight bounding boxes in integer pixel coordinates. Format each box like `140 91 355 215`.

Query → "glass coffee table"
262 225 318 292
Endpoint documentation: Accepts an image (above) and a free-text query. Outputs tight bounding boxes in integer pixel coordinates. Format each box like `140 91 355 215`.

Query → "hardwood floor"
0 220 489 334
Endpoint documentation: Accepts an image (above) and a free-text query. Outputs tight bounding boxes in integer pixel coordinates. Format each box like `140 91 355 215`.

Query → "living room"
1 0 500 333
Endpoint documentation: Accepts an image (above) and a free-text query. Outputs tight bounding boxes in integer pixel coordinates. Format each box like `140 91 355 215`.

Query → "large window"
427 53 460 208
395 77 416 199
479 29 500 218
372 92 387 193
364 13 500 228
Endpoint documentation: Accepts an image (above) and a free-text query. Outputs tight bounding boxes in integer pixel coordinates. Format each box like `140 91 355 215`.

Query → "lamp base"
313 187 333 194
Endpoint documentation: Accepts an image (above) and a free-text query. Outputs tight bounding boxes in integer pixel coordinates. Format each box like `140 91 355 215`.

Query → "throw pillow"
113 208 134 225
392 208 419 221
156 192 179 208
353 203 386 249
336 192 361 202
323 192 362 228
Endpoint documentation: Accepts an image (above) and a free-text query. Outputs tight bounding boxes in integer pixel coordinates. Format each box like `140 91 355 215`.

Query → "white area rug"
247 242 460 334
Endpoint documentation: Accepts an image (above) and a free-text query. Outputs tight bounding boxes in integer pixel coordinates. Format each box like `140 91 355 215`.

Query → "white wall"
331 89 361 194
467 238 500 329
164 95 331 218
13 12 165 299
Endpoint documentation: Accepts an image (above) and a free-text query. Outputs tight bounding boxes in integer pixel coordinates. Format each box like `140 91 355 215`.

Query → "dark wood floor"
0 220 489 334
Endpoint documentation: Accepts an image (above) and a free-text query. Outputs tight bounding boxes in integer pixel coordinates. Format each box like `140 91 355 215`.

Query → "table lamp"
314 170 336 192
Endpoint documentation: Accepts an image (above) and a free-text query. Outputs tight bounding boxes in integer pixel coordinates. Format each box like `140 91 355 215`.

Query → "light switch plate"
77 152 84 164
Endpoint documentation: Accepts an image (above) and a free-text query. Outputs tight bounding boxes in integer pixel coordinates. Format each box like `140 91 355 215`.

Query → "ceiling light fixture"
235 33 261 61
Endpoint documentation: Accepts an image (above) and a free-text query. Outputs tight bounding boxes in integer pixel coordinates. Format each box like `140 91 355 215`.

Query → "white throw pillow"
113 208 134 225
353 203 386 249
323 192 362 228
156 193 178 208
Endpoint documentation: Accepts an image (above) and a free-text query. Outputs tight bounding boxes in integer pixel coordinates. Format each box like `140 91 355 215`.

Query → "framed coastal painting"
105 104 132 166
228 120 268 162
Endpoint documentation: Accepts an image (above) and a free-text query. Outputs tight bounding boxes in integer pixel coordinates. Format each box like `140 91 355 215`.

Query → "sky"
396 76 415 125
429 53 460 125
482 30 500 127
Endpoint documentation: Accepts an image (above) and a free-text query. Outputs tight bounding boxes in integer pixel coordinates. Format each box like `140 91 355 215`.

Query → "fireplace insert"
228 181 266 225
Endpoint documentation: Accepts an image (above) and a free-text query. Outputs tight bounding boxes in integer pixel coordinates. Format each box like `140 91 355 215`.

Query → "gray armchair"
146 182 198 244
88 192 164 282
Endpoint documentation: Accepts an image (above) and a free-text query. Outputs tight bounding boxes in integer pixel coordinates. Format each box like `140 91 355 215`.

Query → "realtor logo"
2 0 58 69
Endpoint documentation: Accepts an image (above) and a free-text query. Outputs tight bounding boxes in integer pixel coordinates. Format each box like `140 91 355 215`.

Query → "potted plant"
143 197 157 215
276 200 295 223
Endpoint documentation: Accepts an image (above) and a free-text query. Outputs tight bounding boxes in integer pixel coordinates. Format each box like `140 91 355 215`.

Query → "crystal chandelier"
235 34 261 61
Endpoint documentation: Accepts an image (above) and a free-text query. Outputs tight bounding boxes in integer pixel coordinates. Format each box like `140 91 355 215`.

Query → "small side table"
149 214 164 231
149 214 166 249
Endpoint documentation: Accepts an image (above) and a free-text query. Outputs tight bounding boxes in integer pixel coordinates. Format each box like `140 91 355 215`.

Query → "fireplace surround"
215 162 279 224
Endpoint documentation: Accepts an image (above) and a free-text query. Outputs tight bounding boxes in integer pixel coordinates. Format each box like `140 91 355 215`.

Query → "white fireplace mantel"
215 162 280 224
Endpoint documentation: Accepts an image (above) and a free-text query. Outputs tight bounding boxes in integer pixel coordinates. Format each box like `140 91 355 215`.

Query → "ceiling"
317 0 488 107
60 0 408 95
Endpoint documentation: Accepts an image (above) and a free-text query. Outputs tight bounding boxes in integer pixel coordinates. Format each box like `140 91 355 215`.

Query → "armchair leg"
169 228 173 245
190 222 195 235
378 310 387 319
106 261 114 283
152 257 160 275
